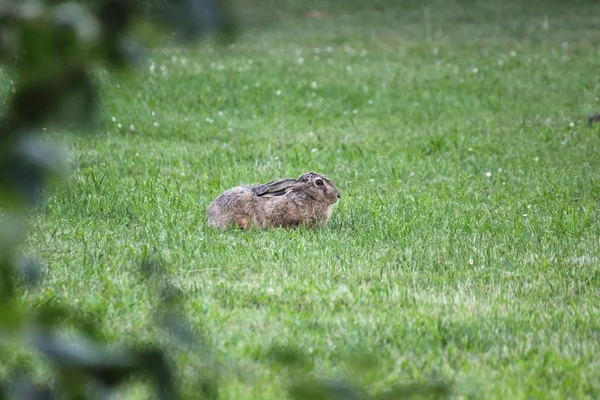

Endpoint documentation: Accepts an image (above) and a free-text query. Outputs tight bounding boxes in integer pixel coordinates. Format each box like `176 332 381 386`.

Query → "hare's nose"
337 193 342 199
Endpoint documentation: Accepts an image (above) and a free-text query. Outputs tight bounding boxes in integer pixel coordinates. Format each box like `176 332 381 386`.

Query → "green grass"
8 0 600 398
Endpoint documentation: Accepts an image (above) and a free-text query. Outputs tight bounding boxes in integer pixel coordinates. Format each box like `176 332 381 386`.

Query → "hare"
207 171 342 230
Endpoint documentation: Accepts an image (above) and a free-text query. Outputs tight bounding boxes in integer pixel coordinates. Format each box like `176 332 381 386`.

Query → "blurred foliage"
588 113 600 125
0 1 235 398
0 0 451 399
266 345 450 400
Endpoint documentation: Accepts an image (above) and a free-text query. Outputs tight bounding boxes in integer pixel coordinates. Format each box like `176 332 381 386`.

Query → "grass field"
9 0 600 398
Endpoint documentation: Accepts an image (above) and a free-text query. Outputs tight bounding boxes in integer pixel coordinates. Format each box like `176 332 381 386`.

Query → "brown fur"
207 172 341 230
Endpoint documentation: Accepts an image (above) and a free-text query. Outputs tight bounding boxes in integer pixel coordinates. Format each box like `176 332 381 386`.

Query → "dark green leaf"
161 311 198 346
290 379 367 400
15 257 41 287
34 304 102 341
0 134 67 207
53 2 100 44
152 0 238 42
140 349 177 400
374 382 451 400
266 345 307 368
0 300 24 332
4 376 54 400
9 68 99 131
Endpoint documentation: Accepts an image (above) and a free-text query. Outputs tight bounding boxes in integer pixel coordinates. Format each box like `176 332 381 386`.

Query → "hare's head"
296 171 341 205
255 171 342 205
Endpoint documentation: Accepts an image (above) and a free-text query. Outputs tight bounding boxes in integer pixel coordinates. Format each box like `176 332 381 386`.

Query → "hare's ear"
256 178 298 197
299 172 315 182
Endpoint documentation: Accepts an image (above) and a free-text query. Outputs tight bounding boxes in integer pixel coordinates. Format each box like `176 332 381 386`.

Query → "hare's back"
208 185 257 210
207 185 257 228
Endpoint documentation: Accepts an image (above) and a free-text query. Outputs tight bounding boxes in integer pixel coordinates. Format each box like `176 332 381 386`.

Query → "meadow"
10 0 600 398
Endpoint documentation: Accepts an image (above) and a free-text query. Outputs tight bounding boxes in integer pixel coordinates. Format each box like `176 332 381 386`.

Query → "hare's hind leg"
235 215 252 230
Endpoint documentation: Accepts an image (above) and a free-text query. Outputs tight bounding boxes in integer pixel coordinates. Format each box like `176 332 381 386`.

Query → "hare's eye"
315 179 324 186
